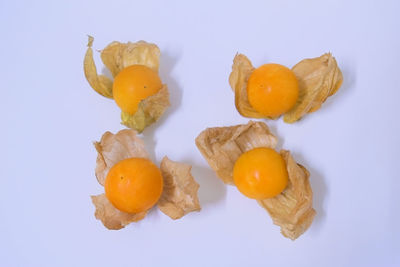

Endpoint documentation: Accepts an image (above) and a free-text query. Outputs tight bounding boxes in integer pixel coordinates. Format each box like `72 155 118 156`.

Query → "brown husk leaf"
100 40 160 77
91 194 147 230
92 129 149 230
94 129 149 186
195 121 277 185
258 150 316 240
158 156 201 219
284 53 343 123
121 84 170 133
83 36 113 98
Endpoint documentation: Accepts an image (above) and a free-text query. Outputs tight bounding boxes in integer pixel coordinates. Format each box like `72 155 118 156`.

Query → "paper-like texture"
91 194 147 230
195 121 277 184
284 53 343 123
158 157 201 219
258 150 316 240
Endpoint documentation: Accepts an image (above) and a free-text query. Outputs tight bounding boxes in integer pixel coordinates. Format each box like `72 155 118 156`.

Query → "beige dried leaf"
258 150 316 240
91 194 147 230
195 121 277 185
101 40 160 77
121 84 170 133
94 129 149 186
99 41 123 78
158 156 201 219
229 54 266 119
83 36 113 98
284 53 343 123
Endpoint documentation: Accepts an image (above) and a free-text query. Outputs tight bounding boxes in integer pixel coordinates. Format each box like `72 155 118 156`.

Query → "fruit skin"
113 65 162 115
233 147 288 199
105 158 163 213
247 63 299 118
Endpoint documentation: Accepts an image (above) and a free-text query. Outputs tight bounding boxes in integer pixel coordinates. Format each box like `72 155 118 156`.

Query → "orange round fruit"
247 63 299 117
104 157 163 213
233 147 288 199
113 65 162 115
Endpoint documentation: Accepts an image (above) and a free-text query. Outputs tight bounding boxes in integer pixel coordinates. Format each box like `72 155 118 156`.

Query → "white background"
1 0 399 266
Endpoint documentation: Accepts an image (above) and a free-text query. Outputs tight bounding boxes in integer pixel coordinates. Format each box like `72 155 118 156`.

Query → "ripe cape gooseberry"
233 147 289 199
113 65 162 115
246 63 299 117
105 158 163 213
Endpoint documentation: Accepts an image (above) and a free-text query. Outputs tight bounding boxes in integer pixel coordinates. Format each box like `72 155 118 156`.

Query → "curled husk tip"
84 36 170 132
84 36 113 99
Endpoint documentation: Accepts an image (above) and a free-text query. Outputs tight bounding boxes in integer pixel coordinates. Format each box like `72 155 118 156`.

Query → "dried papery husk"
84 36 169 131
91 129 149 230
121 84 170 133
195 122 316 239
158 156 201 219
91 194 147 230
229 54 266 119
94 129 149 186
91 129 199 229
195 121 277 185
83 36 113 98
258 150 316 240
284 53 343 123
100 40 160 77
